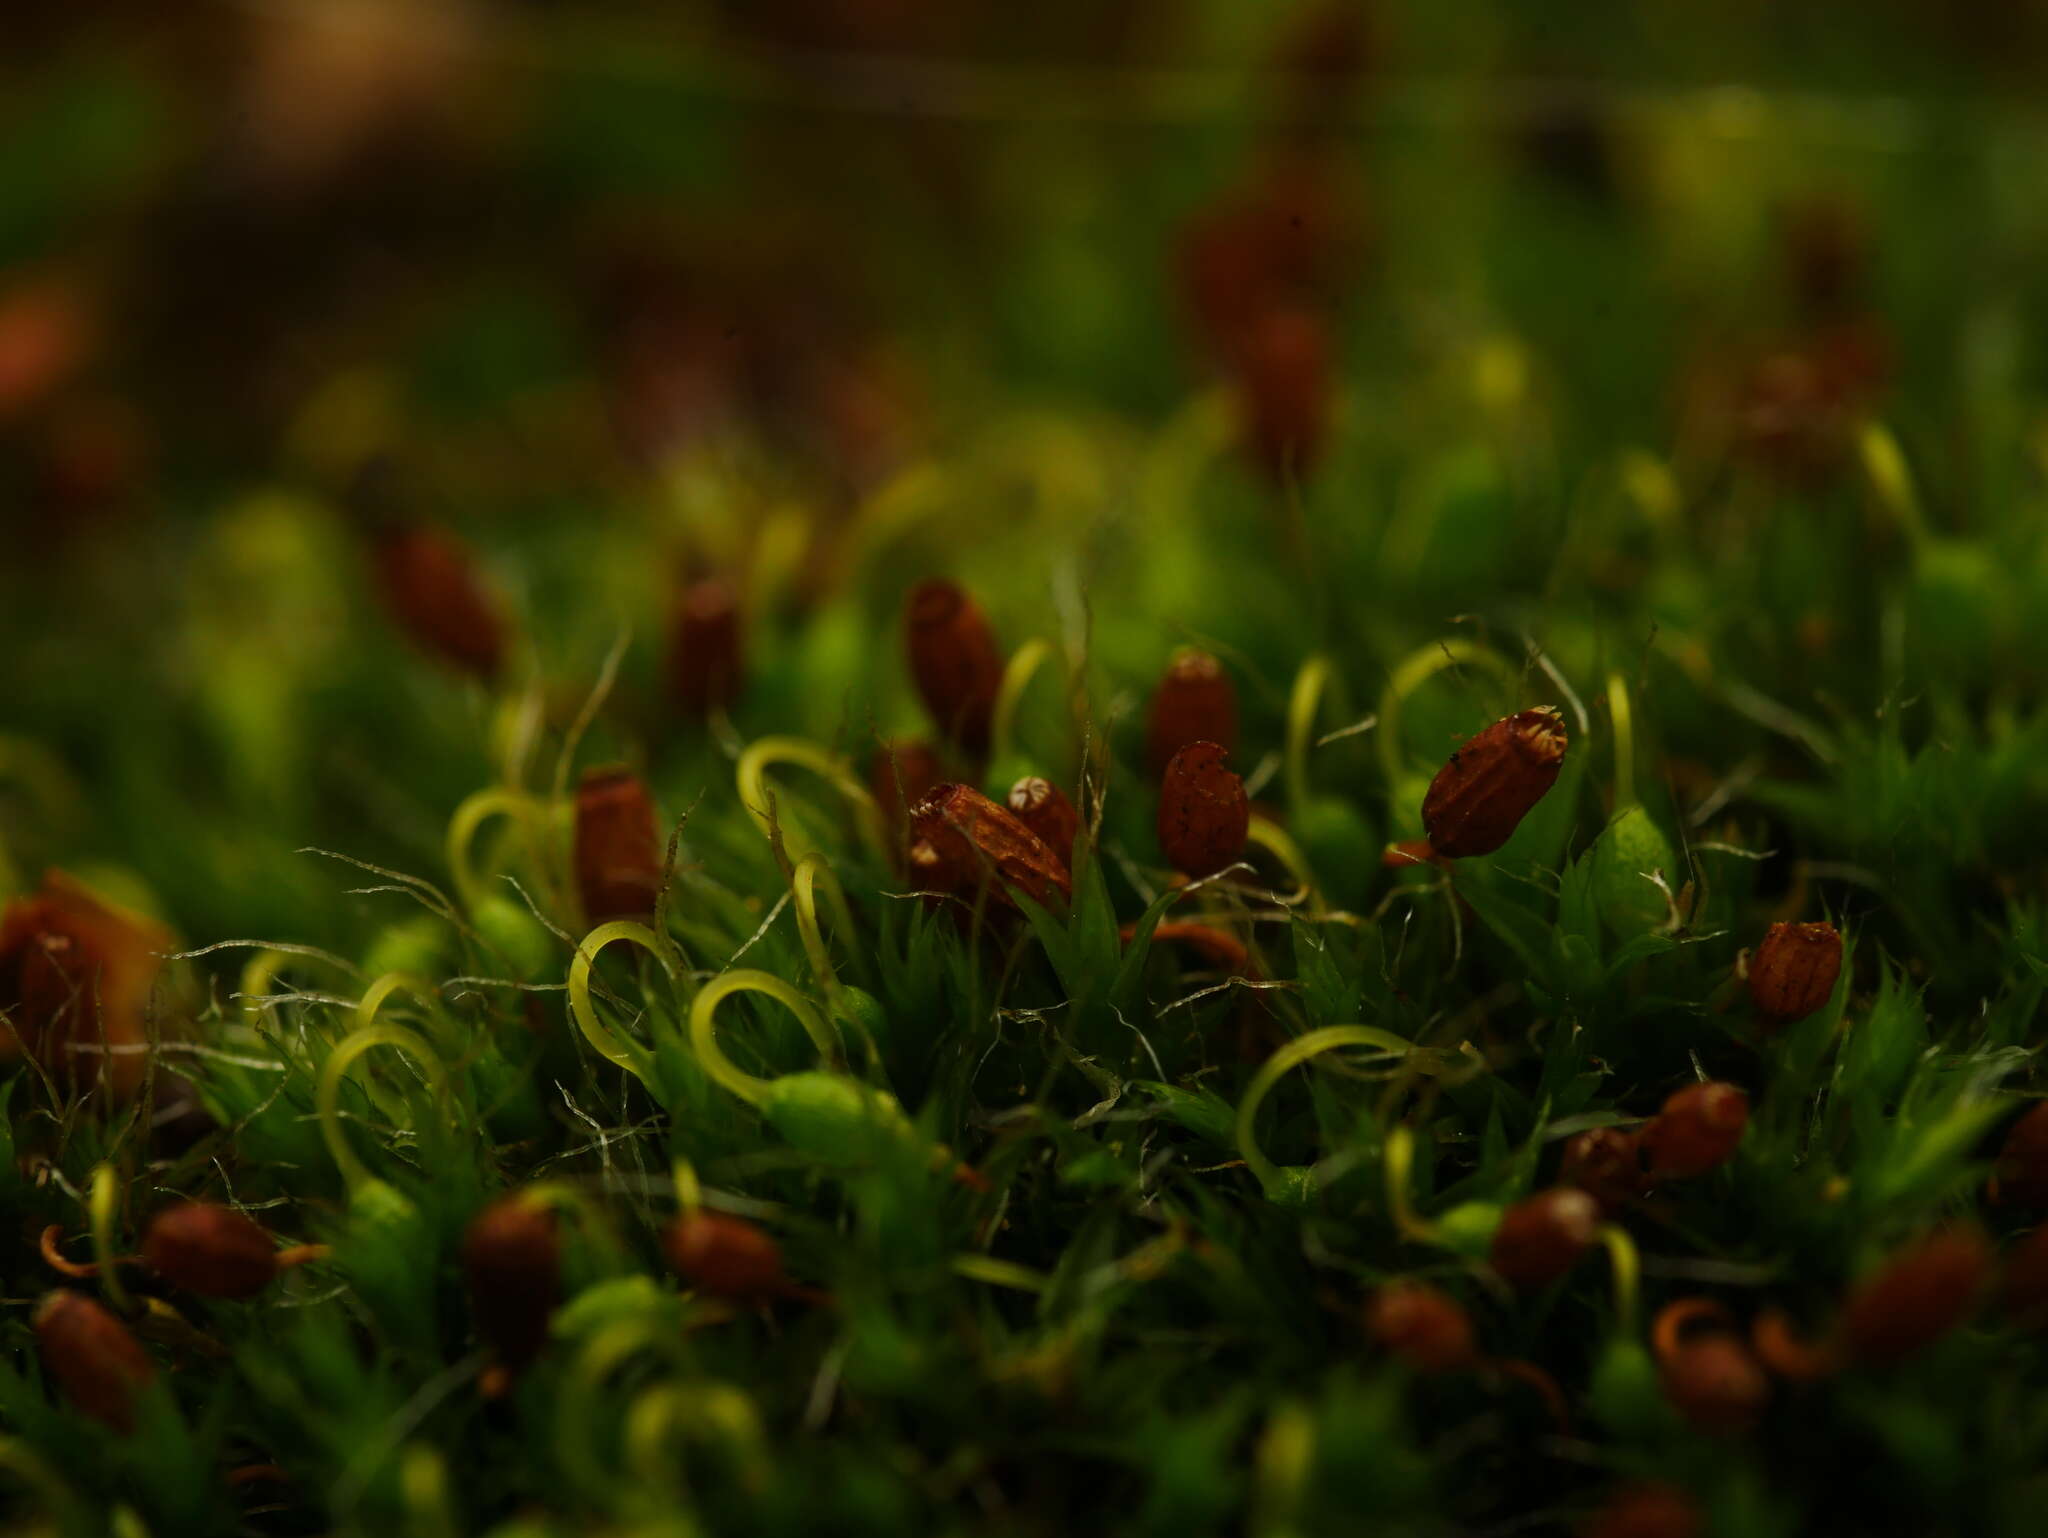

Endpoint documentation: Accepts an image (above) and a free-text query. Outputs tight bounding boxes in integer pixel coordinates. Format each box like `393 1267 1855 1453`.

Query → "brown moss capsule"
904 578 1002 757
1421 708 1569 859
869 737 945 850
1146 648 1238 778
1489 1187 1600 1292
1368 1281 1477 1373
2000 1226 2048 1328
665 1211 787 1302
1748 921 1843 1026
1122 921 1256 979
1559 1126 1647 1216
1993 1102 2048 1209
1233 303 1333 484
909 784 1072 912
369 523 505 681
1641 1082 1750 1180
1652 1299 1769 1433
35 1291 155 1433
668 576 744 718
1578 1482 1703 1538
462 1195 561 1370
0 870 170 1102
573 767 662 924
1842 1228 1990 1366
1157 741 1250 879
1006 777 1079 871
140 1202 278 1300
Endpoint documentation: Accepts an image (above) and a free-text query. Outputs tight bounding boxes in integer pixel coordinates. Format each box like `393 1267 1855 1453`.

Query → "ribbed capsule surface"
665 1211 787 1302
369 524 505 681
574 767 662 923
669 576 744 717
141 1202 278 1299
909 784 1072 911
1641 1083 1750 1179
1146 648 1238 777
1421 708 1569 858
462 1195 562 1369
1749 921 1843 1025
1368 1281 1477 1373
1842 1228 1989 1366
1157 741 1250 878
904 578 1002 756
35 1290 155 1432
1489 1187 1600 1291
1006 776 1079 871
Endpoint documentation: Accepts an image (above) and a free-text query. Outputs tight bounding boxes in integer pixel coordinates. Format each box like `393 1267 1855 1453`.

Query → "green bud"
761 1072 916 1165
1264 1164 1319 1208
1589 1337 1672 1438
1591 805 1676 941
1434 1200 1504 1258
362 914 449 982
471 895 555 981
834 987 888 1046
550 1276 679 1342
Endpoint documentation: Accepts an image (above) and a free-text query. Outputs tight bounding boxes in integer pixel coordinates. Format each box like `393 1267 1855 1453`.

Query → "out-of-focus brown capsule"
1146 648 1238 778
0 870 170 1102
1121 921 1256 979
35 1291 155 1433
668 576 744 717
1559 1126 1646 1216
904 578 1002 757
1578 1482 1703 1538
1641 1083 1750 1180
369 524 505 682
1993 1102 2048 1209
1006 777 1079 871
1157 741 1250 879
1368 1281 1477 1373
462 1194 561 1370
665 1211 788 1302
1421 708 1569 859
1748 921 1842 1026
2000 1226 2048 1328
869 737 945 849
1233 303 1333 484
908 785 1071 912
1489 1187 1601 1292
1841 1228 1990 1366
1652 1299 1769 1433
573 767 662 924
140 1202 278 1300
1749 1306 1841 1381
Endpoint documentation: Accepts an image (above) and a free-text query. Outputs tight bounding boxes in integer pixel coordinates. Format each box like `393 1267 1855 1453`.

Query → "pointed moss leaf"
1134 1080 1236 1146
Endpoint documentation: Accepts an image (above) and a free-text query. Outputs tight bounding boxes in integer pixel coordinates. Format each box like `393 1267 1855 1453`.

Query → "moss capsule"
1842 1228 1989 1366
140 1202 279 1300
869 737 945 848
909 784 1071 911
665 1211 788 1303
1368 1281 1477 1373
574 767 662 923
1641 1082 1749 1180
462 1195 561 1370
1146 648 1238 777
1578 1482 1702 1538
1421 708 1569 859
34 1290 154 1433
1749 921 1842 1026
1559 1126 1647 1216
1489 1187 1600 1292
905 578 1002 757
1005 776 1079 871
1157 741 1250 878
368 523 505 682
1652 1299 1769 1433
1233 302 1333 484
2000 1225 2048 1328
668 575 744 717
1993 1101 2048 1209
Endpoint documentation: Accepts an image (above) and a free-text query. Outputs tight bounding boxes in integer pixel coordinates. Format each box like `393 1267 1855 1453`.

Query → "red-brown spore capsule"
1652 1304 1770 1433
869 737 946 863
1994 1102 2048 1208
1421 708 1569 859
574 767 662 923
905 578 1002 757
1489 1187 1600 1292
0 870 170 1102
1749 921 1843 1026
369 524 505 681
909 784 1072 911
1157 741 1250 878
1578 1482 1703 1538
462 1195 562 1369
1006 776 1079 871
1368 1281 1477 1373
669 576 744 717
35 1290 155 1433
1559 1126 1647 1216
1842 1228 1990 1366
1233 303 1333 484
1146 648 1238 777
665 1211 787 1302
1641 1082 1750 1180
2001 1225 2048 1327
140 1202 278 1300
